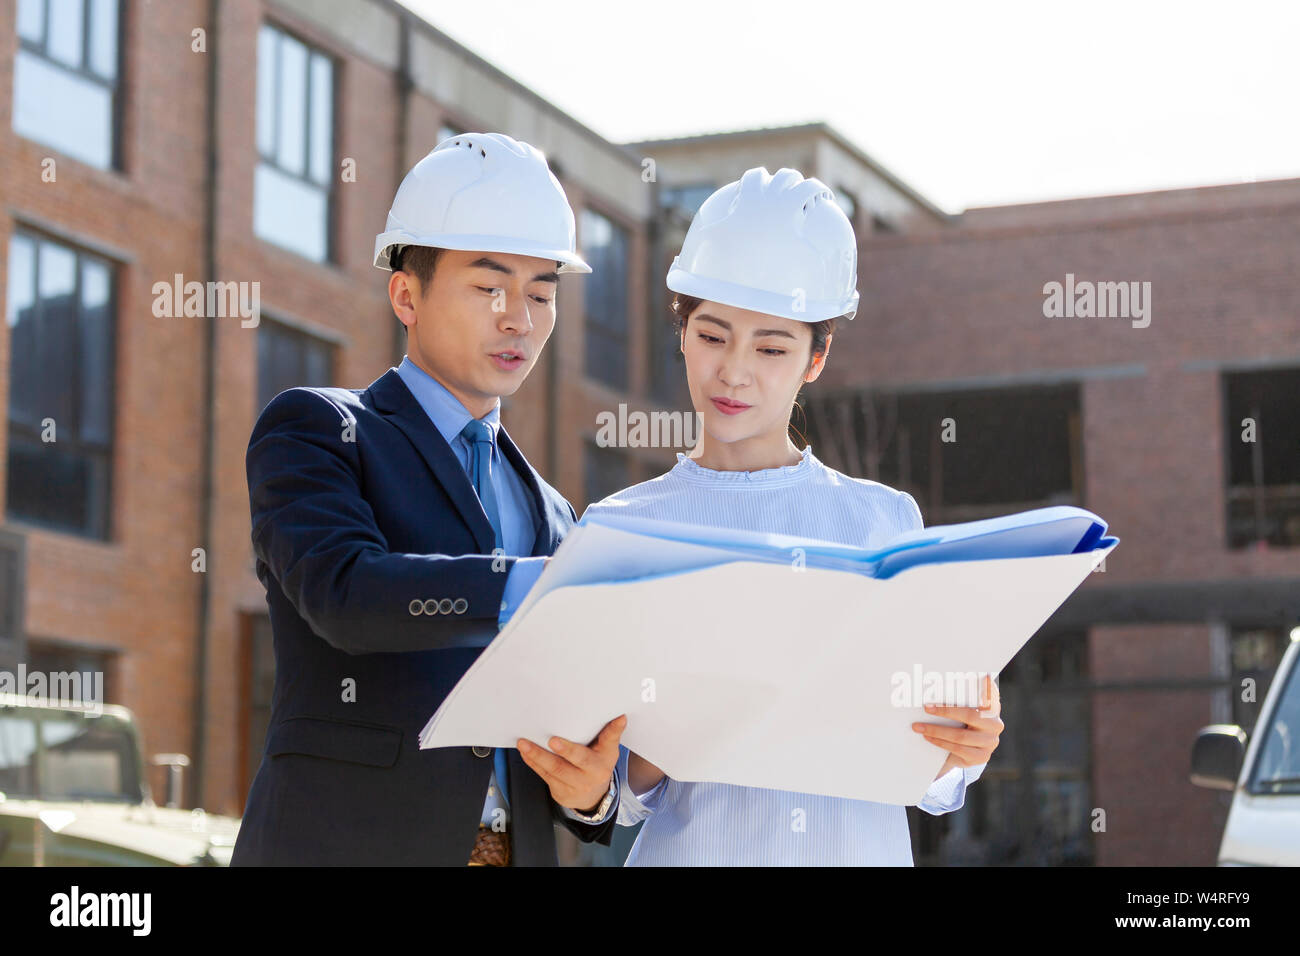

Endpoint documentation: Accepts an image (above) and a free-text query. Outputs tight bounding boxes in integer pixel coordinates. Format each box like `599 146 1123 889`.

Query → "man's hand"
517 714 626 812
912 674 1004 780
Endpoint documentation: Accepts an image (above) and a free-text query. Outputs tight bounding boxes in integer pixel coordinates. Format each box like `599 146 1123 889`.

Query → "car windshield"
1252 651 1300 794
0 706 142 803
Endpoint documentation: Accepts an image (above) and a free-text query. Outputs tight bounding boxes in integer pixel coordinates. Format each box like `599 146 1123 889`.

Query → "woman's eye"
698 333 722 344
761 349 786 356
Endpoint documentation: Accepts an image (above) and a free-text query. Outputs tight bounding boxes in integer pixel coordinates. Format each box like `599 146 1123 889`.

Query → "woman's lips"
710 397 750 416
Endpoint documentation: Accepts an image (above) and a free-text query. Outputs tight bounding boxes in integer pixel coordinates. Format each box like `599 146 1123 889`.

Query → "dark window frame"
580 205 631 392
6 228 118 541
1221 367 1300 550
256 316 337 414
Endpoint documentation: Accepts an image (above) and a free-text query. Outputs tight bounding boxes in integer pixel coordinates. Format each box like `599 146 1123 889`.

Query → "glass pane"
6 434 91 533
38 242 79 429
13 49 114 168
0 713 39 797
835 188 856 223
46 0 84 68
308 54 332 185
275 31 307 175
17 0 45 44
253 161 328 262
255 25 277 158
79 258 113 445
86 0 117 80
6 235 38 426
6 234 36 328
40 712 137 800
302 338 331 386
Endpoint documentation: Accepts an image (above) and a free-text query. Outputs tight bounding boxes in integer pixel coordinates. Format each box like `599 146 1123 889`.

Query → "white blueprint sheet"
419 525 1115 805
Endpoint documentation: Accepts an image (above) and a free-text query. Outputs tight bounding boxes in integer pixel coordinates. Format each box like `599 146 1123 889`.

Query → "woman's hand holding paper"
912 674 1004 780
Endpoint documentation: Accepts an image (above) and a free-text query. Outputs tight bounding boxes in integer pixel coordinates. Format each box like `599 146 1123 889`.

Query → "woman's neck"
687 428 804 472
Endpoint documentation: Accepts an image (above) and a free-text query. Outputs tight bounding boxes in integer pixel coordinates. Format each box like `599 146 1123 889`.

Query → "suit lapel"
497 425 561 557
368 368 564 558
368 369 497 554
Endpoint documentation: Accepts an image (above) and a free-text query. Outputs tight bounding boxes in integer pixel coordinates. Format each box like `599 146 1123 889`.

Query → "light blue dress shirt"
394 358 616 829
582 445 988 865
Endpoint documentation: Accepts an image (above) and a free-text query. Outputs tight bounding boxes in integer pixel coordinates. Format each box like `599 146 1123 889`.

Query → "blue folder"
579 505 1117 580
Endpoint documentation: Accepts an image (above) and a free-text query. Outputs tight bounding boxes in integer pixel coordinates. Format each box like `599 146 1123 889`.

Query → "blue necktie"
459 419 509 808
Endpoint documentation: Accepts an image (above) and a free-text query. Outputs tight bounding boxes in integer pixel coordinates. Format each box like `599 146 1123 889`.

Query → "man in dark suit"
232 134 625 866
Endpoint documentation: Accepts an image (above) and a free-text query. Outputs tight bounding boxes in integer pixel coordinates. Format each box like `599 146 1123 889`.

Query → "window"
1229 626 1292 733
25 639 117 703
6 231 116 539
1224 368 1300 548
650 245 685 403
871 213 896 235
257 318 335 412
659 183 714 219
12 0 121 169
834 186 858 227
254 23 334 262
583 439 631 512
803 385 1081 522
581 209 630 390
0 529 25 672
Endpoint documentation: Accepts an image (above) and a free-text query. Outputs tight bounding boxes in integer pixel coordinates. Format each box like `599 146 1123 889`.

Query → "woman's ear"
805 333 833 382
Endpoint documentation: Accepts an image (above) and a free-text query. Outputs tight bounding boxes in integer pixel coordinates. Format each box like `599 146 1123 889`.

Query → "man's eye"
761 349 786 356
530 295 553 305
699 333 722 344
477 286 502 295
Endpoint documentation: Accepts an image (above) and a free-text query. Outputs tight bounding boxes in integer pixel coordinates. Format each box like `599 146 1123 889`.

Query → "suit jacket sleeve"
247 387 518 655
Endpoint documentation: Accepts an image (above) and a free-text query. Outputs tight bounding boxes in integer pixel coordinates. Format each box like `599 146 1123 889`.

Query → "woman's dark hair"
669 293 838 447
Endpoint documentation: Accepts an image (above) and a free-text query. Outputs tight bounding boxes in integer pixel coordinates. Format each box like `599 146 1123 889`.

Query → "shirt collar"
396 356 501 448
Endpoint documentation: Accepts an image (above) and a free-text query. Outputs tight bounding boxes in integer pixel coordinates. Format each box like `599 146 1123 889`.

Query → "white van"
1191 631 1300 865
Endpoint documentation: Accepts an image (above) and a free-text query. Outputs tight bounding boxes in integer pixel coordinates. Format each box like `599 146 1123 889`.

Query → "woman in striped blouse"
581 167 1005 865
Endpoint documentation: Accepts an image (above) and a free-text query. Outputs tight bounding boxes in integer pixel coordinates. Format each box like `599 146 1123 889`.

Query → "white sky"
395 0 1300 214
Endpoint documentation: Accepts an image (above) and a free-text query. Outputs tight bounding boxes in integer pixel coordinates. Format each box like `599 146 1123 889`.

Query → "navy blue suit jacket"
230 368 616 865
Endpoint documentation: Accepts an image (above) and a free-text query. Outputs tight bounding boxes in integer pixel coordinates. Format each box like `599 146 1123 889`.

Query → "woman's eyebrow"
695 313 797 339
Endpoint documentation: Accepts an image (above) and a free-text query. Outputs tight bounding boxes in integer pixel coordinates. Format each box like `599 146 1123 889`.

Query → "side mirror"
1190 725 1246 791
151 753 191 808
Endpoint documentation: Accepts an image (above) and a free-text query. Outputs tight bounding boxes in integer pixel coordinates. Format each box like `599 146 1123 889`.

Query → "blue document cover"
579 505 1116 579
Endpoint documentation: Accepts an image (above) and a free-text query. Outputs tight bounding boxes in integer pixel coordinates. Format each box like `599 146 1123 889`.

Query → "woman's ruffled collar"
672 445 817 485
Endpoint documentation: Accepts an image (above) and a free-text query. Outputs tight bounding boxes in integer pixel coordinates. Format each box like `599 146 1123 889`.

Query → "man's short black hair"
391 245 442 289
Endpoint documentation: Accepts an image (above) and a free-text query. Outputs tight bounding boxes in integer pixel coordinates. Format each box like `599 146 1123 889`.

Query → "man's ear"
389 270 420 333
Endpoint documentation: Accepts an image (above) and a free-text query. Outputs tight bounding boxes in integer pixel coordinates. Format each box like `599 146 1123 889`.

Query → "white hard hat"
374 132 591 274
667 167 859 322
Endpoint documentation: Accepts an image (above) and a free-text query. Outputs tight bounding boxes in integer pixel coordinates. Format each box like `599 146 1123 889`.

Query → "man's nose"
499 293 535 334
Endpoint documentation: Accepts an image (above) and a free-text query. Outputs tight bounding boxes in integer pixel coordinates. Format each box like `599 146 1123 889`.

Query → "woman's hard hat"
374 132 591 274
666 167 859 322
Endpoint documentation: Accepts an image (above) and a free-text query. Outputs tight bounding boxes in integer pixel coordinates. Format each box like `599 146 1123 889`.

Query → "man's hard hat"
374 132 591 274
666 167 859 322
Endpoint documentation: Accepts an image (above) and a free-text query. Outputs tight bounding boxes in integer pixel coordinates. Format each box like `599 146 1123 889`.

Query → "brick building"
2 0 1296 865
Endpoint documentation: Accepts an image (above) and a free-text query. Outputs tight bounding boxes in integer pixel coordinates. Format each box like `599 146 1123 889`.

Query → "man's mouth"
490 350 526 370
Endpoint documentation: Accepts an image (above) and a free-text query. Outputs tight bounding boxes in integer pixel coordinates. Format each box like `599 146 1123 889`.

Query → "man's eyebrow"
694 313 797 340
468 257 558 284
